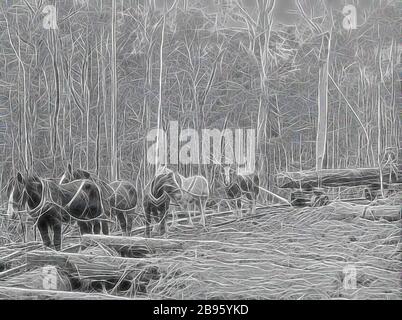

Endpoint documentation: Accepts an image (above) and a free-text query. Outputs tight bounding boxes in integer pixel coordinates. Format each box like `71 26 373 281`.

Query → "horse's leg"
52 219 62 251
167 202 175 228
78 222 84 235
192 200 198 224
231 198 239 218
100 205 110 235
159 208 167 237
93 220 101 235
228 199 235 216
245 193 253 216
186 201 193 226
126 211 134 236
101 220 109 235
152 208 159 233
251 196 256 215
144 207 152 238
116 210 128 235
37 218 52 249
78 222 91 236
198 198 207 228
170 207 174 227
236 199 242 219
170 207 178 227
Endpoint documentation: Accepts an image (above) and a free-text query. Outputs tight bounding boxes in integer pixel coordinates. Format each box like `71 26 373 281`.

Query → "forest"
0 0 400 195
0 0 401 301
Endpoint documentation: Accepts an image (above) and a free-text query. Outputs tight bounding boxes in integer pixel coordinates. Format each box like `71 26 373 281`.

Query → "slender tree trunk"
110 0 118 181
155 13 166 170
51 29 61 174
316 32 331 172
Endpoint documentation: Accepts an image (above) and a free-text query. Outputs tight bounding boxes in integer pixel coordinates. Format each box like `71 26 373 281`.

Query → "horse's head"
155 166 172 176
60 163 91 184
7 173 44 218
7 172 28 219
160 171 183 203
222 166 236 186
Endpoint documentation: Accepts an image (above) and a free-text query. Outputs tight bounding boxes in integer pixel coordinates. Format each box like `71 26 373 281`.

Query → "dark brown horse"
143 169 182 237
60 164 137 236
223 166 260 218
7 172 106 250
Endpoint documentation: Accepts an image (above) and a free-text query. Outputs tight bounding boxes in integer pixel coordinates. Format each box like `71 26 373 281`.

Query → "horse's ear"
17 172 24 184
67 163 72 174
83 170 91 179
32 173 41 182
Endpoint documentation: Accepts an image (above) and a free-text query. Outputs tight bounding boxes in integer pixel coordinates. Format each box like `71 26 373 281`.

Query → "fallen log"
0 245 42 265
27 250 162 269
81 234 184 252
26 250 167 281
329 205 401 222
0 286 131 300
81 234 241 253
0 242 42 253
362 206 402 222
129 204 278 237
276 167 402 189
0 264 28 280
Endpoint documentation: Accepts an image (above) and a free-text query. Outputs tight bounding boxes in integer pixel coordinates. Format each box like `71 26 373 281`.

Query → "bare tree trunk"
51 29 61 174
155 13 166 170
316 32 331 172
5 11 30 172
110 0 118 181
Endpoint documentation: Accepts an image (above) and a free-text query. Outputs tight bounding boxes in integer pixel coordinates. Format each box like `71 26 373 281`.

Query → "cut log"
26 250 167 281
276 167 402 189
129 205 276 237
81 234 183 253
362 206 402 222
81 234 234 253
27 250 163 269
0 264 28 280
0 242 42 253
0 286 131 300
329 205 401 222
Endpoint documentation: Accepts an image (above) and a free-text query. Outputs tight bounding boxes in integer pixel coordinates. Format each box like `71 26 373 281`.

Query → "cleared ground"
0 198 401 300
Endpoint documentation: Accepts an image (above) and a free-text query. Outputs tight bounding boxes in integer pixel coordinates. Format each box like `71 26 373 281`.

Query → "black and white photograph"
0 0 401 302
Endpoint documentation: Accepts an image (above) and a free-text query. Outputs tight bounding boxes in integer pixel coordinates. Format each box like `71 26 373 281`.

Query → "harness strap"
30 179 109 225
109 182 137 212
176 174 208 199
29 179 49 218
148 190 169 207
224 176 258 201
65 180 86 209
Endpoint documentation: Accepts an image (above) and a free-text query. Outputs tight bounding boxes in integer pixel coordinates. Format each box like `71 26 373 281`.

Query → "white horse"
172 172 209 228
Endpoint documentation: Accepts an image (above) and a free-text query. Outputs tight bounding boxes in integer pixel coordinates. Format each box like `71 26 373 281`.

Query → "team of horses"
6 165 259 250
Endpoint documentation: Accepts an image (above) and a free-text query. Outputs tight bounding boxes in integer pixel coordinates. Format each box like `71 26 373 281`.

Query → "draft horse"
60 164 138 236
143 170 182 237
172 172 209 227
223 166 260 218
7 172 106 250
